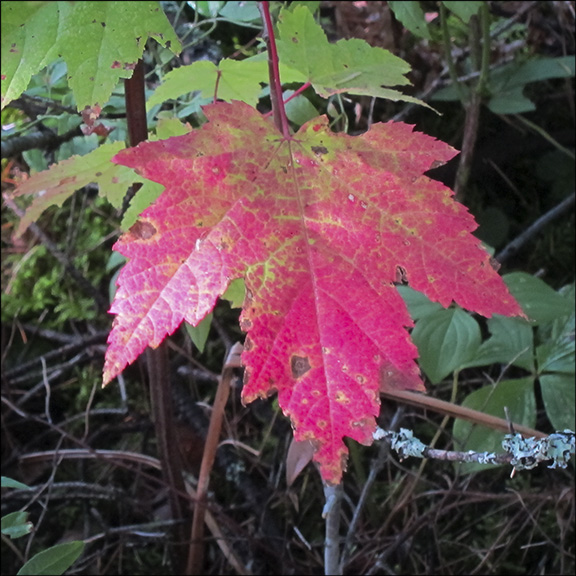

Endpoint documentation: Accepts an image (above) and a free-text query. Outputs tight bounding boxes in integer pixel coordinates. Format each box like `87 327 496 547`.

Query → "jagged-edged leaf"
11 142 141 236
104 101 523 483
276 5 428 107
1 1 180 110
148 57 306 108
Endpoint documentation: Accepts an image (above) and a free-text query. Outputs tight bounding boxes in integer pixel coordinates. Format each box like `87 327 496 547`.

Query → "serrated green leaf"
453 377 536 472
1 477 30 490
276 5 428 107
149 58 305 109
148 59 266 108
17 541 85 576
504 272 574 324
1 2 59 109
1 1 181 110
463 315 534 372
1 511 33 539
442 1 483 23
539 373 576 432
412 307 482 383
388 1 432 40
12 141 142 236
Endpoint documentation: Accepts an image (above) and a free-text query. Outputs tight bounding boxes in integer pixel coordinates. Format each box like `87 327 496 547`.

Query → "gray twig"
496 191 575 264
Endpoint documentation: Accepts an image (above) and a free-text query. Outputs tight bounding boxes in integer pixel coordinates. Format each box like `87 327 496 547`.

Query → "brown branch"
1 126 83 159
124 59 191 573
380 389 547 439
187 343 242 575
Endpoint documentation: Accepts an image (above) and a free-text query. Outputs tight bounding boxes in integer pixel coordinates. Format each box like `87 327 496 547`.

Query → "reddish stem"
259 1 291 138
263 81 313 119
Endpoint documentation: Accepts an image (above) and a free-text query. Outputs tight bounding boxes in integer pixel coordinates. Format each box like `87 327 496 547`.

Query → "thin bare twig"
496 191 575 264
187 343 243 575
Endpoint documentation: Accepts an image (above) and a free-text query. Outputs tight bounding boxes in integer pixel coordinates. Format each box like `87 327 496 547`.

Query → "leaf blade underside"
105 101 524 484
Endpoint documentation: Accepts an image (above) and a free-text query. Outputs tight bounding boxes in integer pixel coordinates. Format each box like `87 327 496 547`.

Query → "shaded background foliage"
1 2 574 575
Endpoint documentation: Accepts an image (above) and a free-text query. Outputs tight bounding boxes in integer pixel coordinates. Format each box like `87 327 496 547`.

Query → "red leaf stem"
259 1 291 138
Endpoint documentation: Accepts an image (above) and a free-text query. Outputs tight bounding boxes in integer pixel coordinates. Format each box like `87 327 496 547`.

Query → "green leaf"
17 541 85 576
504 272 574 324
289 1 321 15
388 1 432 40
121 179 165 231
453 377 536 472
222 278 246 308
2 511 33 539
397 285 444 321
1 477 30 490
539 373 575 432
148 57 306 109
412 307 482 383
185 314 213 353
537 338 575 375
1 1 181 110
284 91 319 126
441 1 483 23
1 2 59 109
218 1 261 24
487 56 575 114
189 1 227 18
149 59 267 108
276 5 428 107
183 278 245 353
12 142 141 236
463 315 534 372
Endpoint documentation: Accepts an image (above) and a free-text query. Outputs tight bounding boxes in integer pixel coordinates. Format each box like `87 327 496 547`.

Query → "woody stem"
259 1 292 138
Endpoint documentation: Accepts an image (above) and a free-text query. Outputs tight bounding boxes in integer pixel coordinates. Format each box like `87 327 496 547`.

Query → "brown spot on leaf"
130 220 157 240
311 146 329 156
291 355 311 379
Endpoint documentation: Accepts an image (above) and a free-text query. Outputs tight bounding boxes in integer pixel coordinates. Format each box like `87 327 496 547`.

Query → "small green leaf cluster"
1 477 84 576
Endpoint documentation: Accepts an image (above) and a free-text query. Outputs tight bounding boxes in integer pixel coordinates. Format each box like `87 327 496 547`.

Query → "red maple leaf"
104 101 523 484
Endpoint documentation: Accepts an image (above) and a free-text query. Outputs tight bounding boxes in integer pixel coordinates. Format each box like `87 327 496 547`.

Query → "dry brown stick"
380 389 547 439
187 343 243 575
